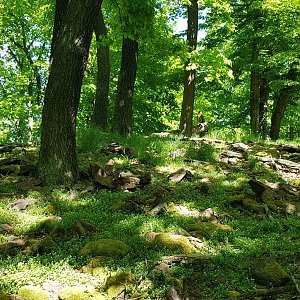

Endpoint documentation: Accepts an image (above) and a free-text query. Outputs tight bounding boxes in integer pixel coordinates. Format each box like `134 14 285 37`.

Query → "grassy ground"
0 129 300 299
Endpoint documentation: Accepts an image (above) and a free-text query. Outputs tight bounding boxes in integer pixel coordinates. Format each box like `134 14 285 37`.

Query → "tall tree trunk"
112 37 138 135
179 0 198 137
39 0 102 185
270 63 299 140
249 43 260 136
92 8 110 128
259 71 269 138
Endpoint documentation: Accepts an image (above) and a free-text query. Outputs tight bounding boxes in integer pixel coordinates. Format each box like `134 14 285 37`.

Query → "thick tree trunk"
179 0 198 137
270 63 299 140
112 37 138 135
249 43 260 136
39 0 102 185
92 9 110 128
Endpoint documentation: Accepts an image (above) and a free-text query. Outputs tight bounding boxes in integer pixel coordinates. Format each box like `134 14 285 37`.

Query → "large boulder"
79 239 129 258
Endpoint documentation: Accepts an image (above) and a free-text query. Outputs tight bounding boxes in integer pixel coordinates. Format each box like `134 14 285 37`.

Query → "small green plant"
186 142 217 162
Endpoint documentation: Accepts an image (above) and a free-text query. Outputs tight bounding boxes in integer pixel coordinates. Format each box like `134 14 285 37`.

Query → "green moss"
187 222 232 238
79 239 129 257
242 199 265 214
16 286 50 300
153 233 196 254
0 290 11 300
105 272 133 298
251 259 290 286
58 287 89 300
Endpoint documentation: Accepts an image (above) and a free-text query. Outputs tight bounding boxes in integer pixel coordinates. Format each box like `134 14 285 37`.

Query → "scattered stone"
168 169 192 183
148 203 168 215
152 132 171 138
187 222 232 239
230 142 249 152
42 280 66 300
250 258 290 287
221 150 244 159
153 233 197 254
0 223 13 234
79 239 129 257
198 208 219 223
0 235 27 252
166 286 183 300
16 285 50 300
10 197 38 210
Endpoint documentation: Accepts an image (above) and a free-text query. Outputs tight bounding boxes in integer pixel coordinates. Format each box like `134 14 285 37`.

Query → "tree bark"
179 0 198 137
259 71 269 138
39 0 102 185
92 8 110 128
249 42 260 136
112 37 138 135
270 63 299 140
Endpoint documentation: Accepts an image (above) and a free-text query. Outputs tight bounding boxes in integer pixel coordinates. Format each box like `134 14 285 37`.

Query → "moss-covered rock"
153 233 196 253
242 199 265 214
58 287 88 300
81 256 110 279
0 290 11 300
58 286 106 300
250 258 290 287
187 222 232 238
104 272 133 298
79 239 129 257
16 286 50 300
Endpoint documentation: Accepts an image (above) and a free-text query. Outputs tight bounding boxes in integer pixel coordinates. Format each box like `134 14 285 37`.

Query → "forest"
0 0 300 299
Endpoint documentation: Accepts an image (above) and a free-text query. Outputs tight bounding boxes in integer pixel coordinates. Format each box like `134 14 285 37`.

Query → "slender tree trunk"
179 0 198 137
112 37 138 135
259 71 269 138
92 8 110 128
270 63 299 140
249 42 260 136
39 0 102 185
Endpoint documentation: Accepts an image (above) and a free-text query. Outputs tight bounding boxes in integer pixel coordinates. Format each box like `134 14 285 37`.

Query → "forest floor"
0 130 300 300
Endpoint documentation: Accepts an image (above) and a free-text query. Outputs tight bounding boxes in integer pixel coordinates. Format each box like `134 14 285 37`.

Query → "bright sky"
174 16 207 40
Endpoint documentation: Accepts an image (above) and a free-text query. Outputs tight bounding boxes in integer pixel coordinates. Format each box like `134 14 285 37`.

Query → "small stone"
79 239 129 257
0 224 13 234
16 285 50 300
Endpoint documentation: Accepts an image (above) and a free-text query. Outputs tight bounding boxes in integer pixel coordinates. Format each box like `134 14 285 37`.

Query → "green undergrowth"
0 130 300 299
